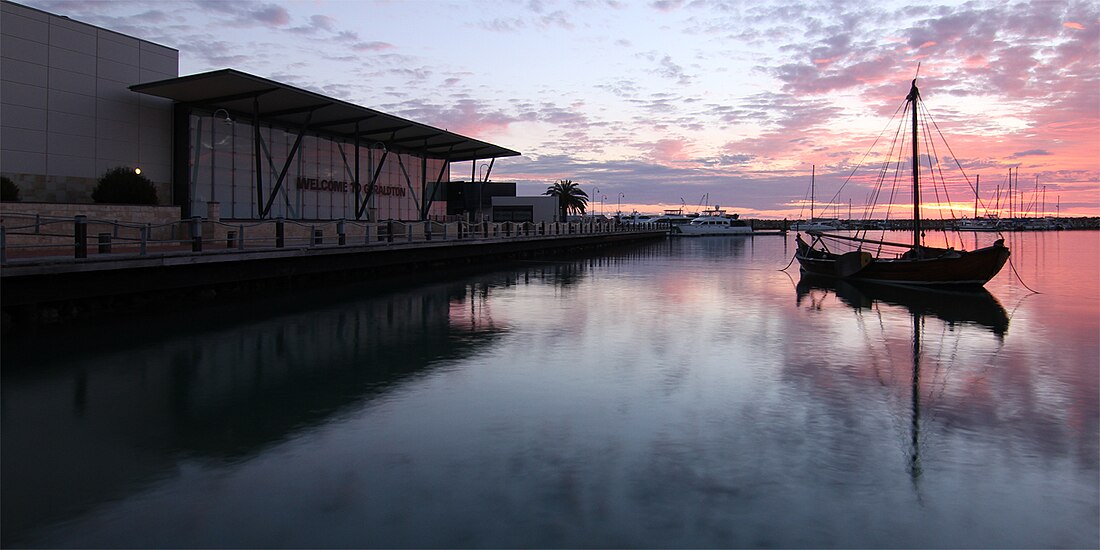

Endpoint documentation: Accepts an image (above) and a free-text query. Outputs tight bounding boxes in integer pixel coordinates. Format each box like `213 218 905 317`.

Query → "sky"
23 0 1100 218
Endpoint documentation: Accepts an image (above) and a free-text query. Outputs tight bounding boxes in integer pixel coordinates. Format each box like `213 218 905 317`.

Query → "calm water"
2 231 1097 548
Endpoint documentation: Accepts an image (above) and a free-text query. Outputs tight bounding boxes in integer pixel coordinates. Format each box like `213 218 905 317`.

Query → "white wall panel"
47 45 95 76
1 149 46 174
47 131 94 158
0 56 49 87
1 126 47 153
47 153 95 177
0 7 48 43
96 34 139 65
48 67 96 95
1 103 47 131
46 88 95 115
1 79 47 109
47 111 96 137
1 33 48 65
48 22 95 53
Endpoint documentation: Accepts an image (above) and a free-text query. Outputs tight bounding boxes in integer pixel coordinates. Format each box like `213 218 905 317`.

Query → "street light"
618 192 625 216
593 186 600 217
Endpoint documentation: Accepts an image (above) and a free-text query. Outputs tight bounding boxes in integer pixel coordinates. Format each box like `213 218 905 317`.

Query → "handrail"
0 215 659 265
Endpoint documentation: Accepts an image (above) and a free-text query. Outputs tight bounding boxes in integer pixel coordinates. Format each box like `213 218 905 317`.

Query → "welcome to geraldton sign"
295 177 406 197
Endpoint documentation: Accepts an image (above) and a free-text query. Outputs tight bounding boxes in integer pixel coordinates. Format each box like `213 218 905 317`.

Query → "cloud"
352 41 395 52
1010 149 1054 158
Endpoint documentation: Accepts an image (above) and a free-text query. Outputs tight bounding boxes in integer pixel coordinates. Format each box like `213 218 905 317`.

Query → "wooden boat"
794 78 1010 288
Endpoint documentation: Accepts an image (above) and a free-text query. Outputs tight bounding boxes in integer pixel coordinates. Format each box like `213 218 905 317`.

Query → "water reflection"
1 270 548 546
795 277 1011 482
1 234 1096 548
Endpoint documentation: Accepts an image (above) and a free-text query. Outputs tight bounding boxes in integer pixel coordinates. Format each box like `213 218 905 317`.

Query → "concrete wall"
0 1 178 204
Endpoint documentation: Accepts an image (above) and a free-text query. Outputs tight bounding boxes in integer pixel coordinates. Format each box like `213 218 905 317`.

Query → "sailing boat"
791 165 842 231
794 78 1010 287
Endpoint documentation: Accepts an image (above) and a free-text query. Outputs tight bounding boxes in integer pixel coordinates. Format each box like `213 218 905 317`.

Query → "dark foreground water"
2 231 1098 548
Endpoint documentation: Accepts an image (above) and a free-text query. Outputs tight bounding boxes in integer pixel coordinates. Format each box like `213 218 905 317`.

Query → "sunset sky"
24 0 1099 218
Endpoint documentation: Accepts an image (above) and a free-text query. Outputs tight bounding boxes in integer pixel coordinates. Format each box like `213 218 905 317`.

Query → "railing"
0 213 663 265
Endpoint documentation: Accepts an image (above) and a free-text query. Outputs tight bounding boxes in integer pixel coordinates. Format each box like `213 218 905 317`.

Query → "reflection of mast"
909 312 923 480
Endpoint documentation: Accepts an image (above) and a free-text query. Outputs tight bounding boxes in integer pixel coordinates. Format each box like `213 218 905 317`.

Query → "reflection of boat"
795 274 1009 480
796 274 1009 336
671 206 753 236
794 78 1011 287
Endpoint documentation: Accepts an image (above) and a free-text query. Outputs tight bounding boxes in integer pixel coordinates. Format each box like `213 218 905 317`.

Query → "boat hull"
673 226 753 236
795 236 1010 287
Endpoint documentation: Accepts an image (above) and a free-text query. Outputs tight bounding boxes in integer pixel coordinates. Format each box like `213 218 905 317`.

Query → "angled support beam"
482 157 495 181
354 121 361 219
421 151 451 220
357 148 389 220
254 96 265 219
261 109 315 218
396 155 421 219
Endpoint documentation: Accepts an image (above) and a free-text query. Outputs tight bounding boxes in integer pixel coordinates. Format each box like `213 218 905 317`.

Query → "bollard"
226 230 237 249
238 225 245 250
190 216 203 252
98 233 112 254
74 215 88 259
442 223 448 240
424 221 432 241
338 219 346 245
365 223 372 244
1 226 6 264
387 221 394 243
140 225 149 256
276 218 285 248
483 221 488 238
406 224 412 242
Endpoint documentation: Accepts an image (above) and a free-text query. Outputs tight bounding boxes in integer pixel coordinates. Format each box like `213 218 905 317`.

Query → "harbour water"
2 231 1097 548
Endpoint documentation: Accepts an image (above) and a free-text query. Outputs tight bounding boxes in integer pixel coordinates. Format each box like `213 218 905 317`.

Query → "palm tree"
544 179 588 220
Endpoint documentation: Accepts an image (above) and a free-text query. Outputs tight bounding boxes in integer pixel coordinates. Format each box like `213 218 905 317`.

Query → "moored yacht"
672 206 753 236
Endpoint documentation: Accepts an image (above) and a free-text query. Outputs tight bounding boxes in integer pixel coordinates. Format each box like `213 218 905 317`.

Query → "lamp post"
618 192 625 217
593 186 600 218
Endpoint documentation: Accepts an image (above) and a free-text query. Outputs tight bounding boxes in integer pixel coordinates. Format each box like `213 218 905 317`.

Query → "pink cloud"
1063 21 1085 30
353 41 394 52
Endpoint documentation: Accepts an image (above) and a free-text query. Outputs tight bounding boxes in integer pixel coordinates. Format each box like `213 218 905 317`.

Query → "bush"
92 167 158 205
0 176 19 202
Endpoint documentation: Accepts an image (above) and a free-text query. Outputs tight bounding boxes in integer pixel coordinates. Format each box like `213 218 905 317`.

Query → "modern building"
0 1 520 222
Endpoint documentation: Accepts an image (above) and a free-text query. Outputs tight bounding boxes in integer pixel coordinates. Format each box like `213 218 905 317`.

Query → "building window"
493 206 533 223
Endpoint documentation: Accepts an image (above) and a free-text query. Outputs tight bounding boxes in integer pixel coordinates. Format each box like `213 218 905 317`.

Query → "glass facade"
188 112 448 221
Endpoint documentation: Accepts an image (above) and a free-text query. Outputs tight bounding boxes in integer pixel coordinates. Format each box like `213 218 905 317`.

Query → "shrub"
0 176 19 202
92 167 158 205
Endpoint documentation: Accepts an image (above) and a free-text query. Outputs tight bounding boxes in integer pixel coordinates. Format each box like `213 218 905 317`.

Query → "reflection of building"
0 1 520 222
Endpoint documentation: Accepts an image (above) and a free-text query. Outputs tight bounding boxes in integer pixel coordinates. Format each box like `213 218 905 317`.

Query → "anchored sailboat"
794 77 1010 287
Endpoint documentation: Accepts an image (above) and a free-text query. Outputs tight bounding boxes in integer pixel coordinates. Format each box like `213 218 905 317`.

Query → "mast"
974 175 980 219
907 79 921 248
811 164 815 221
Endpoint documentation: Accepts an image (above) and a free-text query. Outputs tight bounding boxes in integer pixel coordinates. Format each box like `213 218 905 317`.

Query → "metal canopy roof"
130 69 520 163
